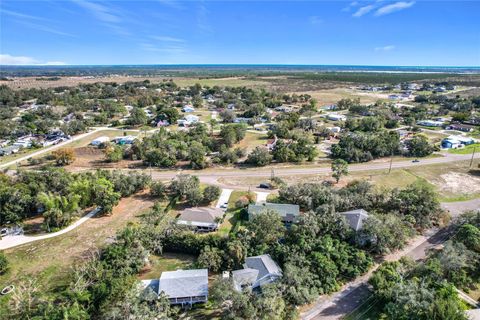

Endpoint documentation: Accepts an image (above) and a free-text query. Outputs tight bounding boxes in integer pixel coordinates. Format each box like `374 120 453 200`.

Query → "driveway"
0 207 101 250
255 191 270 203
215 188 233 208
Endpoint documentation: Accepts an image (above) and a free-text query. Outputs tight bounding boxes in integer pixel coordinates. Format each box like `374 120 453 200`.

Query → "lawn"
138 253 196 280
0 193 154 312
448 143 480 155
217 191 255 235
235 131 269 152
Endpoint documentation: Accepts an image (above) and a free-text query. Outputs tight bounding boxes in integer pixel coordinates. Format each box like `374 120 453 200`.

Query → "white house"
91 136 110 146
417 120 444 127
232 254 282 292
327 114 347 122
182 105 195 113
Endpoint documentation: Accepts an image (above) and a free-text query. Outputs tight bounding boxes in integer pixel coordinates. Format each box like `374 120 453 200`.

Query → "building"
327 114 347 122
91 136 110 146
417 120 444 127
339 209 369 232
447 124 475 132
0 145 20 156
158 269 208 305
248 203 300 226
232 254 282 292
177 114 200 127
182 105 195 113
112 135 136 145
176 207 225 232
441 135 475 149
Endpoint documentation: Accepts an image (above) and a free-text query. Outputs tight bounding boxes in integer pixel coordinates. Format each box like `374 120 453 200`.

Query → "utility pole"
271 168 275 180
388 155 393 174
470 146 476 168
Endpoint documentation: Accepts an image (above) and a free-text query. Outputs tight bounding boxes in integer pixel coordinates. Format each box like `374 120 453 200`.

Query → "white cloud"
375 1 415 16
375 45 395 51
309 16 323 25
0 54 66 65
353 5 375 17
74 0 121 23
151 35 185 43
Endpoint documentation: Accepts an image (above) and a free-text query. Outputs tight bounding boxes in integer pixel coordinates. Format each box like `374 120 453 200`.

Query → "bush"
203 185 221 204
150 181 166 199
0 252 8 275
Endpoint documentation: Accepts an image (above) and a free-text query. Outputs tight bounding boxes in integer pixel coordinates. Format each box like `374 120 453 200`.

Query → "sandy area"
438 172 480 194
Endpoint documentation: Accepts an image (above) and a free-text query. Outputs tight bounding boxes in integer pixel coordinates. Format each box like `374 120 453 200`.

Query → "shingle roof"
177 207 224 225
232 268 259 290
248 203 300 221
244 254 282 280
159 269 208 298
339 209 369 231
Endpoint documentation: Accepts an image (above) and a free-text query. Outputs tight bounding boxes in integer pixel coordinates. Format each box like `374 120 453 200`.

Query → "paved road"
301 200 479 320
0 127 115 170
149 152 479 181
0 207 101 250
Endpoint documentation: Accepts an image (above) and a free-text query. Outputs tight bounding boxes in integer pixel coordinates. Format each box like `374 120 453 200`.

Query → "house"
0 145 20 156
158 269 209 305
91 136 110 146
177 114 200 126
441 135 475 149
182 105 195 113
327 114 347 122
248 203 300 226
447 124 475 132
227 103 236 110
417 120 444 127
388 94 401 100
232 254 282 292
339 209 369 232
112 135 136 145
176 207 225 232
234 117 253 124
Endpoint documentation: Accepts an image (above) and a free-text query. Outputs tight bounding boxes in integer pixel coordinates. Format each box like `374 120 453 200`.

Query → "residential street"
301 200 479 320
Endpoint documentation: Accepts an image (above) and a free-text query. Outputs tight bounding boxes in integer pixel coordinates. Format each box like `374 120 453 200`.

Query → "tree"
92 178 121 214
405 135 434 157
331 159 348 183
188 141 208 169
246 147 272 167
197 246 223 272
150 181 166 199
128 107 148 126
52 148 75 166
220 109 236 123
203 185 221 204
169 174 200 200
0 252 8 275
456 224 480 252
245 209 285 254
104 144 123 162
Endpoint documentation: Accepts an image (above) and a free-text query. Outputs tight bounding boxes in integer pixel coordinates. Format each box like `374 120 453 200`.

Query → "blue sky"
1 0 479 66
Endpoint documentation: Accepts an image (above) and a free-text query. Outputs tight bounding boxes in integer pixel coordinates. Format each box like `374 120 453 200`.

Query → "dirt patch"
68 146 142 171
438 172 480 194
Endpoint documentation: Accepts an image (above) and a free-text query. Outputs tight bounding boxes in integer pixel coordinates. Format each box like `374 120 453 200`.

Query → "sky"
0 0 479 66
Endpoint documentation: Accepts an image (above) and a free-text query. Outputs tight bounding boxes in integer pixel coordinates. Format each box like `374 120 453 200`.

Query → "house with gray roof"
339 209 369 232
177 207 224 232
232 254 282 291
248 203 300 226
158 269 208 305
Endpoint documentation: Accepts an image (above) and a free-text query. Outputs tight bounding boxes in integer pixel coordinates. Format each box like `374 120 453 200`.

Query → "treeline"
369 210 480 320
0 168 150 230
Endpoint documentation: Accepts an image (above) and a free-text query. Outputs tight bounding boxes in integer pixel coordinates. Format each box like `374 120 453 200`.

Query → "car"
0 228 8 236
220 203 228 209
412 159 420 163
259 183 272 189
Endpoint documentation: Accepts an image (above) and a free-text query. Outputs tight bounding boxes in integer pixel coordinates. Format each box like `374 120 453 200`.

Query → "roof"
232 268 259 290
244 254 282 281
466 309 480 320
159 269 208 298
339 209 369 231
248 203 300 221
177 207 224 226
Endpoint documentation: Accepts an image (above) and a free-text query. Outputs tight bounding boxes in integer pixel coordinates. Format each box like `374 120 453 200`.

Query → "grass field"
0 193 154 312
448 143 480 155
138 253 196 280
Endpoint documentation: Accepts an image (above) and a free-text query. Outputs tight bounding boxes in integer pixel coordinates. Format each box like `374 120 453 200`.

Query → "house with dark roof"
247 203 300 226
177 207 224 232
158 269 209 305
339 209 369 232
232 254 282 291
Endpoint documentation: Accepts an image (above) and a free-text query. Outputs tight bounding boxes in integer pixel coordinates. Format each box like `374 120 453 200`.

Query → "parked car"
412 159 420 163
259 182 272 189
